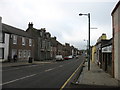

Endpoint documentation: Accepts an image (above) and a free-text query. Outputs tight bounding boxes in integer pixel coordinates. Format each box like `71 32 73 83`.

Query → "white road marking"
45 68 54 72
59 65 63 67
0 74 37 86
2 65 39 71
2 68 20 71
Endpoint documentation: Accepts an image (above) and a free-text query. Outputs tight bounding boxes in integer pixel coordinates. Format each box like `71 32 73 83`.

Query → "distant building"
95 33 107 68
50 37 57 59
91 45 96 63
111 1 120 81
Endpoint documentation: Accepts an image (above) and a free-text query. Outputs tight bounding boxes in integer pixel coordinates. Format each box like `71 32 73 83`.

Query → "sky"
0 0 119 50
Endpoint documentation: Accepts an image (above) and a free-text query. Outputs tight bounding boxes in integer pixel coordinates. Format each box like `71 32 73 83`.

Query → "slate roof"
2 23 33 38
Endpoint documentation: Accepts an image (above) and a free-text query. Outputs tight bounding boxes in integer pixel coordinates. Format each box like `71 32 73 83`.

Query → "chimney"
0 17 2 32
41 28 46 32
54 36 56 40
28 22 33 29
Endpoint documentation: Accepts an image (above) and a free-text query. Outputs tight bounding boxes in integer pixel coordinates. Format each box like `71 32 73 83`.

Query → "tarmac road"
2 55 84 89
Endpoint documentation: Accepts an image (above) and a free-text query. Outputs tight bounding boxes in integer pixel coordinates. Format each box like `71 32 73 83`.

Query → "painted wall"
92 46 96 63
113 3 120 80
0 17 9 62
4 34 9 61
0 33 10 62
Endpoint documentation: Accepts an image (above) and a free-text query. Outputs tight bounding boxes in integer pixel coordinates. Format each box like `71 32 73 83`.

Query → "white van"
55 55 64 61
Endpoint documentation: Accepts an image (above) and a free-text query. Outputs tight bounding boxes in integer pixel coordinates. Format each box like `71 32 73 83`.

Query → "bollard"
28 57 33 63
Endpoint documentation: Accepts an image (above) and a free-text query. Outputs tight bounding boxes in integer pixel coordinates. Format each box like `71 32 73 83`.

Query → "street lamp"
79 13 90 71
84 39 88 62
84 39 88 54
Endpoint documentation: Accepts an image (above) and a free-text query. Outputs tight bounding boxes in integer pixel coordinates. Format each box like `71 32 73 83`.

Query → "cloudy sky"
0 0 119 50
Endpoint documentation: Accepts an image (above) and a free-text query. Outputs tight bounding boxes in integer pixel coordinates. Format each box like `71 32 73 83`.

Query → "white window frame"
29 39 32 46
18 50 22 58
13 35 17 44
22 37 25 46
28 50 31 58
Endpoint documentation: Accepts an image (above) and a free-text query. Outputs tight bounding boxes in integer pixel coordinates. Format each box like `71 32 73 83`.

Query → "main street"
2 55 84 88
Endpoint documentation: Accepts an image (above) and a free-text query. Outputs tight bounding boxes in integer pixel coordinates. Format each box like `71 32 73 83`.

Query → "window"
42 40 45 49
28 50 31 58
18 50 22 58
13 35 17 44
22 37 25 46
29 39 32 46
0 32 4 43
46 34 49 38
24 50 27 57
47 41 51 50
40 32 42 37
48 42 51 49
0 48 4 59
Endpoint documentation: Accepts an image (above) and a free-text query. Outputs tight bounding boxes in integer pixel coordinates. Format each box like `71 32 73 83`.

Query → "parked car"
76 55 79 59
68 55 73 59
55 55 64 61
64 55 73 60
64 56 69 60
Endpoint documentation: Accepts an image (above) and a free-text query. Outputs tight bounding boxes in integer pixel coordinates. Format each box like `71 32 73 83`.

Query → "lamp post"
84 39 88 63
84 39 88 55
79 13 90 71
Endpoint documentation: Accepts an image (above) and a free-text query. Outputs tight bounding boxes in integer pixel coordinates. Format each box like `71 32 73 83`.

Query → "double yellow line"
60 61 84 90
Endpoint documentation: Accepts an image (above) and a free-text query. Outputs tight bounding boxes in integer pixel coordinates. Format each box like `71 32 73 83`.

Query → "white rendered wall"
0 34 9 62
0 17 9 62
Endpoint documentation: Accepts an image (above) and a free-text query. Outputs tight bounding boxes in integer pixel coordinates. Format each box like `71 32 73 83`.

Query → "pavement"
1 59 56 68
71 61 120 88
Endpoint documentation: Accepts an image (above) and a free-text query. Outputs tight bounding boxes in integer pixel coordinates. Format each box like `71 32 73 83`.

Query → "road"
2 55 84 89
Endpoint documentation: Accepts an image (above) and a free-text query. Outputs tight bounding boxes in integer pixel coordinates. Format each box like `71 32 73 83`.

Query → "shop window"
108 53 112 66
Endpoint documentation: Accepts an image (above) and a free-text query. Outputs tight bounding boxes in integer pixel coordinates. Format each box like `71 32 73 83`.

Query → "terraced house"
26 23 51 61
0 17 80 62
0 17 34 62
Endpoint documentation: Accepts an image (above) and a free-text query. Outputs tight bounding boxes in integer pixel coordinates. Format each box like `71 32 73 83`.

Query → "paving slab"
77 62 119 87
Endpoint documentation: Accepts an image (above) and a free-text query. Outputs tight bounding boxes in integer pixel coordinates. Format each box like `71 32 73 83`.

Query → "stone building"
50 37 58 59
26 23 51 61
